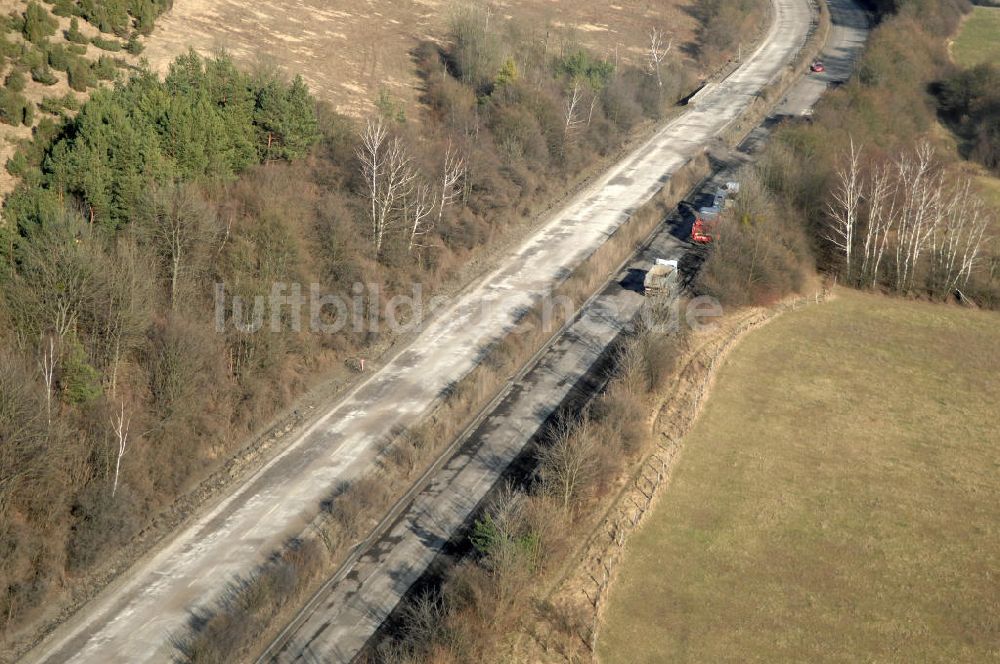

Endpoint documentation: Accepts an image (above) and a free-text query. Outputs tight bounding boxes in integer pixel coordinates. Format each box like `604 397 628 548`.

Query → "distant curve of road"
26 0 831 660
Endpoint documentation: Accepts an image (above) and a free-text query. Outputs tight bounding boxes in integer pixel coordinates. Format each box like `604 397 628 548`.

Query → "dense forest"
47 0 172 36
0 50 321 632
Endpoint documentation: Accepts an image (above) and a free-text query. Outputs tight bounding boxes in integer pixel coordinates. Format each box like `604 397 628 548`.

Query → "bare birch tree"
357 118 417 257
648 28 672 89
110 400 130 499
931 179 991 294
358 118 389 255
848 142 991 295
38 335 56 432
426 141 465 247
893 143 943 292
564 80 585 140
862 163 898 288
826 137 864 282
406 183 435 252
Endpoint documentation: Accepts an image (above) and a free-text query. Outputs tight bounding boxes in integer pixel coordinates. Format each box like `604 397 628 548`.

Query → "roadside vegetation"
693 167 815 307
598 289 1000 662
366 309 689 664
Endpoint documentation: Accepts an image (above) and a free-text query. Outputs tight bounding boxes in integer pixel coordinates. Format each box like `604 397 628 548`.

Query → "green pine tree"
22 2 58 44
253 75 319 162
61 335 102 405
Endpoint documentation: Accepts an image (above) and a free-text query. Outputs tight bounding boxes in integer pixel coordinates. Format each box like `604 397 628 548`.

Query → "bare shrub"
537 417 599 514
66 483 144 573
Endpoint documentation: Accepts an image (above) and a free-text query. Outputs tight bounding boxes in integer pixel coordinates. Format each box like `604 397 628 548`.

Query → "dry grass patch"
598 289 1000 663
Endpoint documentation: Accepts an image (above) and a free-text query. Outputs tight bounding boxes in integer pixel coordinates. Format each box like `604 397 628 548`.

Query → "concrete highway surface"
775 0 870 117
25 0 842 660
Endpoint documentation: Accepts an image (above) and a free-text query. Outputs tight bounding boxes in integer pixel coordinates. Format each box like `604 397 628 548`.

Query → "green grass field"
953 6 1000 67
598 290 1000 663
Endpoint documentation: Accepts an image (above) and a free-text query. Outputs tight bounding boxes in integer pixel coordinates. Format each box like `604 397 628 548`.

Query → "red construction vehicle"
691 212 719 244
691 181 738 245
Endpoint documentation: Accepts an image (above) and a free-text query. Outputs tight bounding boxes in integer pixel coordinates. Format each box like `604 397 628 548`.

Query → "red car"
810 60 826 73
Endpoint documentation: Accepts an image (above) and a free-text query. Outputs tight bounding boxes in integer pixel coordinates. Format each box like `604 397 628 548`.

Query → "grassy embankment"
955 6 1000 234
952 6 1000 67
598 289 1000 663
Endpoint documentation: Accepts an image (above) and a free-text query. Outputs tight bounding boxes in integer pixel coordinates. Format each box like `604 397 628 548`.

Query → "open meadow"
598 289 1000 663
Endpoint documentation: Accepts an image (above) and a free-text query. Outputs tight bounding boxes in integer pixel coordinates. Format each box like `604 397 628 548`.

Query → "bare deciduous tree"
538 416 597 514
399 589 448 649
95 236 152 397
5 213 96 341
564 80 585 140
110 400 130 499
0 355 49 522
357 118 417 257
406 183 435 252
860 162 897 287
894 143 942 292
648 28 673 88
472 483 537 615
931 179 991 294
38 335 56 432
358 117 389 252
437 141 465 226
826 137 864 282
146 184 216 311
844 141 992 297
405 141 466 254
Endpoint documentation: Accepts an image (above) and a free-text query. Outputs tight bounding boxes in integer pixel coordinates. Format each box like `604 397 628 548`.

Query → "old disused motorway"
262 0 869 661
25 0 868 660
